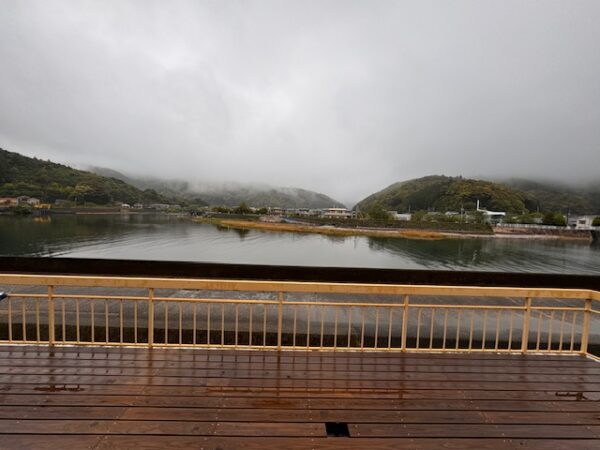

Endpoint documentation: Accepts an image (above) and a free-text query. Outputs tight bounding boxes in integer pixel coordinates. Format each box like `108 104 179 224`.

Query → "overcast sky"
1 1 599 204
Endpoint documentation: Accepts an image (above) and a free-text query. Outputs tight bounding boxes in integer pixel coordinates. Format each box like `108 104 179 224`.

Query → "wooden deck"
0 346 598 449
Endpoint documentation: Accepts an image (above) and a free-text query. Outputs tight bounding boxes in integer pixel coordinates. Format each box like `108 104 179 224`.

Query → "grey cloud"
1 0 599 205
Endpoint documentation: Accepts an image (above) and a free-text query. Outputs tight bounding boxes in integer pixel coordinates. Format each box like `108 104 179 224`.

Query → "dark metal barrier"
0 256 598 290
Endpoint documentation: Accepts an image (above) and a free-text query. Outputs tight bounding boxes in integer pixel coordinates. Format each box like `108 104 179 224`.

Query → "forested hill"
500 178 600 214
0 148 168 205
90 167 345 209
355 175 600 214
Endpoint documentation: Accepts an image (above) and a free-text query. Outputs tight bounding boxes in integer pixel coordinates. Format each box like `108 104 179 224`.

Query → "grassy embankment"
196 217 459 240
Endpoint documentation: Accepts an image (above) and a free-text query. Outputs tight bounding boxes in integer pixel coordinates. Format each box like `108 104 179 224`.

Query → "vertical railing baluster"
442 309 448 350
333 308 338 350
147 288 154 347
494 310 501 351
164 302 168 344
536 311 543 351
558 310 566 351
207 303 211 345
374 307 379 349
429 309 435 350
221 303 225 348
235 304 239 348
416 309 422 349
569 311 577 352
62 299 66 342
91 301 95 343
547 311 555 351
580 298 592 354
306 305 311 348
521 297 532 353
468 311 474 351
319 307 325 349
120 300 124 344
248 304 252 347
277 292 284 350
292 305 297 348
387 309 393 350
455 310 462 350
262 304 267 348
360 307 365 350
105 300 109 343
35 299 40 343
347 306 352 348
47 286 54 345
134 301 138 344
400 295 409 351
507 310 514 350
192 303 197 346
179 304 183 345
21 301 26 342
481 310 488 350
76 300 80 344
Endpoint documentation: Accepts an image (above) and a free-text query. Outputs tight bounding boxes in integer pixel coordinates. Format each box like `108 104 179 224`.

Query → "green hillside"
0 148 168 205
500 178 600 214
355 176 529 213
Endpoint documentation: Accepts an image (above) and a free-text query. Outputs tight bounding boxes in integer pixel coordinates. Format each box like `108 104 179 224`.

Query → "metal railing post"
581 298 592 355
401 295 409 351
521 297 532 353
148 288 154 348
277 292 284 350
47 285 55 345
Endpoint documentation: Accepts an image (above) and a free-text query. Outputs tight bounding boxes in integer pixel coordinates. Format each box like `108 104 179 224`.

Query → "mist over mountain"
90 167 345 209
355 175 600 215
0 148 168 205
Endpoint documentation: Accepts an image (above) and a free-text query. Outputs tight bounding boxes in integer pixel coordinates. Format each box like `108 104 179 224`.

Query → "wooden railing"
0 274 598 357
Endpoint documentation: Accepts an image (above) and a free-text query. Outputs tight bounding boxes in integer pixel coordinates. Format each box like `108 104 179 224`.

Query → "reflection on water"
0 214 599 274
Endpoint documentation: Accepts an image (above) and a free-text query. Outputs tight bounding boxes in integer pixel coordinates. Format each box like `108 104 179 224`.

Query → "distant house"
321 208 354 219
26 198 40 206
476 200 506 225
0 197 18 207
269 207 285 215
392 213 412 221
133 203 144 209
121 203 131 209
569 215 597 230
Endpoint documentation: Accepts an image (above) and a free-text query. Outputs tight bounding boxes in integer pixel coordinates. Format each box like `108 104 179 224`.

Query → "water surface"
1 214 599 274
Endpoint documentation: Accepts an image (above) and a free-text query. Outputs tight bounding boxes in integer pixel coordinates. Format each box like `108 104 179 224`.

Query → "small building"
0 197 18 207
477 200 506 225
569 215 597 230
133 203 144 209
26 198 41 206
391 212 412 221
321 208 354 219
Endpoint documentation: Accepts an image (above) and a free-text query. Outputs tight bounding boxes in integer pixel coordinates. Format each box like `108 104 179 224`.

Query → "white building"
477 200 506 225
569 215 598 230
321 208 355 219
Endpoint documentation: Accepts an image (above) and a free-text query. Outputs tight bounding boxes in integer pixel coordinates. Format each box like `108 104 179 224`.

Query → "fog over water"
1 1 600 204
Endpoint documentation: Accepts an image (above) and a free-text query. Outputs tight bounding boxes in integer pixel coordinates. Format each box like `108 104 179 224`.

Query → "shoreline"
196 218 593 242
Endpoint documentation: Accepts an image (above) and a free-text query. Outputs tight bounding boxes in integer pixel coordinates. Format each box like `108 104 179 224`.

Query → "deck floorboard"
0 345 598 449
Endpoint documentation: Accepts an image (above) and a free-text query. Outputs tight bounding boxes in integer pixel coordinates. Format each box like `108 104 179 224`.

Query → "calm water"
1 214 599 274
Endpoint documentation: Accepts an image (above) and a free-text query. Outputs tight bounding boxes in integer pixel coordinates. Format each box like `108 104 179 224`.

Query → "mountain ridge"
355 175 600 215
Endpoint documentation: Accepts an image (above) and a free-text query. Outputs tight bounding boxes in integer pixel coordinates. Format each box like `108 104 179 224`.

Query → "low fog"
1 1 599 204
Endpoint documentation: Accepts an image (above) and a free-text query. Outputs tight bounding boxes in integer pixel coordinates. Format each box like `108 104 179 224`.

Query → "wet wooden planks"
0 345 598 449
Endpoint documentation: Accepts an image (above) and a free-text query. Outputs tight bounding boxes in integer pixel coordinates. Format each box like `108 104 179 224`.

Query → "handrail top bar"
1 273 598 300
